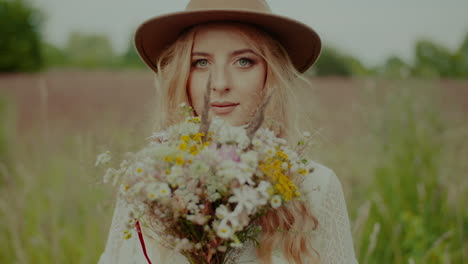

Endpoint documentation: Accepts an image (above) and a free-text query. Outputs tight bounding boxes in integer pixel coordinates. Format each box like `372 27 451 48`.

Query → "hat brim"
134 9 321 73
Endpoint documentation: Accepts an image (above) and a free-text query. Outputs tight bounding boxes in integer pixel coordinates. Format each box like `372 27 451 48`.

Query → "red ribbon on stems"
136 220 153 264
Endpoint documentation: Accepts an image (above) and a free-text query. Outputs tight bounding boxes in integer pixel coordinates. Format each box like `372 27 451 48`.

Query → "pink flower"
218 145 240 162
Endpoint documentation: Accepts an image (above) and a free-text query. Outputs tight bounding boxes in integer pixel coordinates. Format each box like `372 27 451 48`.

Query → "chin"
213 115 243 127
228 118 249 127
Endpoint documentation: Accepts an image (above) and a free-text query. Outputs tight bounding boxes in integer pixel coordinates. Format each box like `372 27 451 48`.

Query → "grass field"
0 70 466 263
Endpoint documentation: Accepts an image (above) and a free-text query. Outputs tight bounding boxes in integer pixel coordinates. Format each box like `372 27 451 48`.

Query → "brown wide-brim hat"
134 0 321 73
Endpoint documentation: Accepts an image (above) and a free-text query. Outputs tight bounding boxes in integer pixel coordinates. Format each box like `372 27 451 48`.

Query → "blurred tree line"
0 0 43 71
0 0 144 71
308 36 468 79
1 0 468 78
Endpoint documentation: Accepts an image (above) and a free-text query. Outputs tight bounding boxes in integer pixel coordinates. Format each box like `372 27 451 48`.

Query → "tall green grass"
0 109 153 263
353 80 467 263
0 95 15 168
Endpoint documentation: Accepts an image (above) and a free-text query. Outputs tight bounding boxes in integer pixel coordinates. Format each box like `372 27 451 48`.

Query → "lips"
211 101 239 115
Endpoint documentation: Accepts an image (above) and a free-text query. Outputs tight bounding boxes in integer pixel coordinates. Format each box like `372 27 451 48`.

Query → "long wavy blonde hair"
151 22 320 264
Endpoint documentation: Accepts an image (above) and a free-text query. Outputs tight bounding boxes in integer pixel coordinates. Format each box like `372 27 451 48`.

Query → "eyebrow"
191 49 257 57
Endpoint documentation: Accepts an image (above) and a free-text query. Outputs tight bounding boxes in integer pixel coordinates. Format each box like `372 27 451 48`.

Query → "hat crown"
186 0 271 13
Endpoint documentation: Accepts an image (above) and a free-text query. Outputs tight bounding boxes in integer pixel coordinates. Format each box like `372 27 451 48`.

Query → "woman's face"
187 23 267 126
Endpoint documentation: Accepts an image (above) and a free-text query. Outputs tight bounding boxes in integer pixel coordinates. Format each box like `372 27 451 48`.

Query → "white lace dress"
98 160 359 264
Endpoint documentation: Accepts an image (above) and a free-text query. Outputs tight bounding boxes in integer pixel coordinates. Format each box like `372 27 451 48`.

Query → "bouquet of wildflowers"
96 81 315 264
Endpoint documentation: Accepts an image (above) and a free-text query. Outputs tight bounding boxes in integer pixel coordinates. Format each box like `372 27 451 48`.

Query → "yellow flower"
175 155 185 166
180 135 190 144
276 150 289 161
164 156 173 163
188 117 201 123
122 230 132 240
189 145 199 156
192 132 205 142
179 143 188 151
275 183 284 194
259 156 300 202
279 177 288 185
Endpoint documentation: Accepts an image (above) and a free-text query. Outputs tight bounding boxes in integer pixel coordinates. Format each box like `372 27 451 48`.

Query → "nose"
210 66 231 93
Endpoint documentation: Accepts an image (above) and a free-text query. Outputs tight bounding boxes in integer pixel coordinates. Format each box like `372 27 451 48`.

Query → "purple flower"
218 144 240 162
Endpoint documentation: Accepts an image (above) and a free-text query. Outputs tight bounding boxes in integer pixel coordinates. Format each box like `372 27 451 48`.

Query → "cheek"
238 68 266 102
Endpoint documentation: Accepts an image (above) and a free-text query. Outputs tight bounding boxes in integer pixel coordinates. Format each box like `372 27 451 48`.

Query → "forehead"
191 23 257 49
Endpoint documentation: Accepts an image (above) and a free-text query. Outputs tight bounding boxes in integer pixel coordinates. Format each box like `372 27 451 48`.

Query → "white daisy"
212 205 241 230
174 238 193 251
256 181 272 201
270 195 282 209
167 166 184 186
158 183 172 197
216 220 233 239
229 186 258 215
119 183 130 194
103 168 118 184
133 162 145 177
241 151 258 166
188 160 210 178
95 150 111 166
129 181 145 195
146 183 159 201
215 205 230 219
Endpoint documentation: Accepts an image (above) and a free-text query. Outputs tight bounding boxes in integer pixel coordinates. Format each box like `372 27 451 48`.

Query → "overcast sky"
32 0 468 67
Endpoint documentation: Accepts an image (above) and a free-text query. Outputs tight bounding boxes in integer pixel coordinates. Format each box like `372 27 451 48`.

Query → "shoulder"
297 161 359 263
300 159 338 192
298 160 343 211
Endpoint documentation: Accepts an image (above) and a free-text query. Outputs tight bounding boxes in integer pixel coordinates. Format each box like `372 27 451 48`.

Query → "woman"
99 0 358 263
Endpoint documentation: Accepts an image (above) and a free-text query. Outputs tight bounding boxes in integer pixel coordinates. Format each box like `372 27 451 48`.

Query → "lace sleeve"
307 167 359 264
98 194 189 264
97 195 146 264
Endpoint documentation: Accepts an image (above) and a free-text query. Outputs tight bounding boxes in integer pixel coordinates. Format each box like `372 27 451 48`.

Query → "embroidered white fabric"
97 160 359 264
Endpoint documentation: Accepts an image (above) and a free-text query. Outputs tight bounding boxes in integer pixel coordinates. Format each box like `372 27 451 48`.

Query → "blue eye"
238 58 254 67
193 59 208 68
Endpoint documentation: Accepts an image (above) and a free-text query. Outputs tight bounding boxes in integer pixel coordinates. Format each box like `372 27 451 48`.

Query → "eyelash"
191 57 256 68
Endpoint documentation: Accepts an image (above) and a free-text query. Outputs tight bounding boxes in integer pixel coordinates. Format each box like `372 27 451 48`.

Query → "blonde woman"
99 0 358 263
